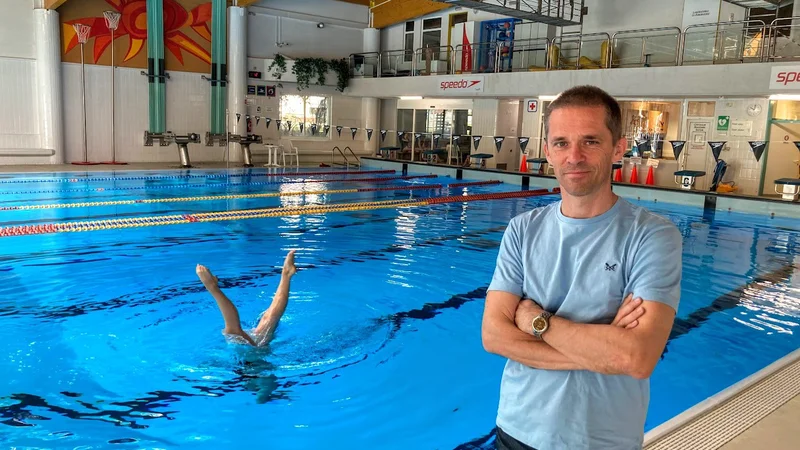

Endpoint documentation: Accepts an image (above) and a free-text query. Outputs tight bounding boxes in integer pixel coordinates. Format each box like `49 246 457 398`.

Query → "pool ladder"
331 146 360 169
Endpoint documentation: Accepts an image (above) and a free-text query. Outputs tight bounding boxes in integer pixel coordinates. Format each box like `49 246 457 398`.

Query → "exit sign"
248 71 262 79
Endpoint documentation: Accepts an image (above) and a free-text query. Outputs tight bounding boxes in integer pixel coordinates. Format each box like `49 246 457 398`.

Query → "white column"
34 8 64 164
363 28 381 155
792 0 800 42
227 6 247 163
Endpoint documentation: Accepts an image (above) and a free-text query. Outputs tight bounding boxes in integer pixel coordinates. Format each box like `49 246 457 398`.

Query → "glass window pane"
422 31 440 49
423 18 441 30
405 21 415 32
280 94 329 138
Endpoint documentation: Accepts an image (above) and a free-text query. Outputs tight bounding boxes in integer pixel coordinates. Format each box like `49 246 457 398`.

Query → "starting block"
674 170 706 190
774 178 800 201
228 133 263 167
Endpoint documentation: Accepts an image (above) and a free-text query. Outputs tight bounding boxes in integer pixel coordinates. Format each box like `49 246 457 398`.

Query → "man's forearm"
483 318 584 371
542 316 639 377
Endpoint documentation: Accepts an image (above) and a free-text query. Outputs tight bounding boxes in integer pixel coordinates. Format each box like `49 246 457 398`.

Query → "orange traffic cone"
519 155 528 172
613 167 622 182
645 166 655 185
629 165 639 184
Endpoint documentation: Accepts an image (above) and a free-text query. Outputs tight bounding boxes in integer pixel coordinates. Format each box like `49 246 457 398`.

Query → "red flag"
461 27 472 72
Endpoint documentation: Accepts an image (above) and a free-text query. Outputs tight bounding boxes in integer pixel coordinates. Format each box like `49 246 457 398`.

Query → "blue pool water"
0 168 798 449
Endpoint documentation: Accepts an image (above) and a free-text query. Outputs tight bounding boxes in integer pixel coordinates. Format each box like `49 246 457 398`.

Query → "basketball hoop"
103 11 121 31
73 23 91 45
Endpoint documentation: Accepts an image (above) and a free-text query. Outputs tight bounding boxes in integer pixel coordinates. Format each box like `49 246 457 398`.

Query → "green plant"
266 54 286 88
292 57 328 91
328 58 350 93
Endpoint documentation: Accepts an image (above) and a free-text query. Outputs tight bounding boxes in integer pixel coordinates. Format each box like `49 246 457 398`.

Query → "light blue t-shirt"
488 197 682 450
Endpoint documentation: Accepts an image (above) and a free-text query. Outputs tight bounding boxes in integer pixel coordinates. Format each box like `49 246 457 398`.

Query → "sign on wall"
717 115 730 131
681 0 720 30
526 99 539 113
437 75 485 93
769 66 800 90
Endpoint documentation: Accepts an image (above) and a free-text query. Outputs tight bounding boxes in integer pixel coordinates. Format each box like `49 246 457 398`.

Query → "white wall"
471 98 499 167
62 64 218 164
0 0 35 59
248 1 367 59
582 0 688 34
0 2 44 164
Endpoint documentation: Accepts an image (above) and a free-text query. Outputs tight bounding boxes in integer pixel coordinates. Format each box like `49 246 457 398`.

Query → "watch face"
533 316 548 332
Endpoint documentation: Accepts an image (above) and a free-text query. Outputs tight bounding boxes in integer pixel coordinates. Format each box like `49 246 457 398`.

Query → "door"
763 123 800 195
683 118 714 191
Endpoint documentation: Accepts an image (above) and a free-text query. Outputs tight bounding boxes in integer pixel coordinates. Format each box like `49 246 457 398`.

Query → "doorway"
683 118 714 191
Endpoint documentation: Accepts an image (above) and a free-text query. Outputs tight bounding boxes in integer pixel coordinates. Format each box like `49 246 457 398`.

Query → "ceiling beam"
336 0 371 5
229 0 261 6
371 0 451 29
44 0 69 9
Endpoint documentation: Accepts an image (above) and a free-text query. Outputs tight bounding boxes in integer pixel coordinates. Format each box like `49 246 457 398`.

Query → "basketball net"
73 23 91 45
103 11 121 31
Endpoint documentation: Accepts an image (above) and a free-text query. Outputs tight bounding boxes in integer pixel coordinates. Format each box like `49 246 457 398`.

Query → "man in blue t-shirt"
482 85 682 450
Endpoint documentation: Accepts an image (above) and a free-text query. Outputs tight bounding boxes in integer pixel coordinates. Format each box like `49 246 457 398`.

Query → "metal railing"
509 38 551 72
380 49 415 77
349 52 381 78
550 32 611 70
355 18 800 79
331 146 359 169
453 42 502 74
680 19 766 65
610 27 681 67
766 17 800 61
413 45 454 76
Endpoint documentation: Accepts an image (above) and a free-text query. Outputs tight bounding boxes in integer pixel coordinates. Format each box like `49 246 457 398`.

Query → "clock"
747 103 762 117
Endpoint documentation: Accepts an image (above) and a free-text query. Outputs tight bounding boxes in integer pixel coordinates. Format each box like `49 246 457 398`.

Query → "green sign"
717 115 730 131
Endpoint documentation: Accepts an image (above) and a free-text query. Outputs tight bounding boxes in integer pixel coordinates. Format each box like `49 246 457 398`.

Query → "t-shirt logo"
605 263 617 272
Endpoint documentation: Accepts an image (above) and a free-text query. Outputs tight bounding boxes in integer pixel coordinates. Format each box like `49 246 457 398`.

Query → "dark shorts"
495 427 537 450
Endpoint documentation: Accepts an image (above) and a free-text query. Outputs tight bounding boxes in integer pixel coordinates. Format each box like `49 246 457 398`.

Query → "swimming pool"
0 168 798 449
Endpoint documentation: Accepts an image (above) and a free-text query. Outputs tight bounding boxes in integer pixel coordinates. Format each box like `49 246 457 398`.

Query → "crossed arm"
481 290 676 379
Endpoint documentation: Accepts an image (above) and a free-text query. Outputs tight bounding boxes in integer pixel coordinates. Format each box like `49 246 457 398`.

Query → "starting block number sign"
527 100 539 113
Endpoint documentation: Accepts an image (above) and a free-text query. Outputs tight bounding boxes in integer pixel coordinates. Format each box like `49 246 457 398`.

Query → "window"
422 18 442 50
280 94 329 138
404 21 415 63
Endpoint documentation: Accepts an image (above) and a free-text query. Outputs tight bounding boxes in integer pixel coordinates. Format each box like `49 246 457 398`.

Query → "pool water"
0 168 798 449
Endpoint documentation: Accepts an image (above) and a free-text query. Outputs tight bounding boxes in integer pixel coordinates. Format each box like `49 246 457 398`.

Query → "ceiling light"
769 94 800 100
399 96 423 100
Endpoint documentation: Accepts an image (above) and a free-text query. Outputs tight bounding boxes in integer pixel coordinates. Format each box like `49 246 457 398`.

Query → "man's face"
544 106 626 198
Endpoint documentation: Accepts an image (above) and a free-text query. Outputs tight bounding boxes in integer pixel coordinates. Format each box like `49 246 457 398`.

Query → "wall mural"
60 0 212 72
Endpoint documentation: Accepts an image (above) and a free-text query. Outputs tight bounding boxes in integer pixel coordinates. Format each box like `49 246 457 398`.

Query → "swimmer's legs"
252 250 296 344
196 264 256 346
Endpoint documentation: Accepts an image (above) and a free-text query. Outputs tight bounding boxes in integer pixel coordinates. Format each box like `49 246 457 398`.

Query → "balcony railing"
348 17 800 79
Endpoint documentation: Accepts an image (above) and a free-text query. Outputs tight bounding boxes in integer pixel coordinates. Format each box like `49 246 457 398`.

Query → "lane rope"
0 169 396 184
0 188 556 238
0 183 446 211
0 174 439 196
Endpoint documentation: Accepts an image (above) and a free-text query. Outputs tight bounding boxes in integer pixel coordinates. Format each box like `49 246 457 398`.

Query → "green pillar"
210 0 227 134
147 0 166 133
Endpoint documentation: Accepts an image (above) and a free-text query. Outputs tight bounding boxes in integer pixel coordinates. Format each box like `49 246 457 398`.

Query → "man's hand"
514 294 646 336
611 294 645 329
514 299 544 335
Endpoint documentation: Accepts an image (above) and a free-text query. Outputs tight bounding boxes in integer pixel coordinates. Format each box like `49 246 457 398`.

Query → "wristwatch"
531 311 552 339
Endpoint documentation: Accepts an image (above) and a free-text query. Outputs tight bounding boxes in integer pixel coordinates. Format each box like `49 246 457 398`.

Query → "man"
482 86 682 450
196 250 296 347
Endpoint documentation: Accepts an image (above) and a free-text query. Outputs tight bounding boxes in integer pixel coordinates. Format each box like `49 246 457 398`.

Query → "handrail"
331 146 350 168
413 45 455 76
610 27 682 66
454 42 501 74
680 19 766 65
551 32 611 70
767 16 800 61
344 146 360 168
508 37 550 72
349 52 382 78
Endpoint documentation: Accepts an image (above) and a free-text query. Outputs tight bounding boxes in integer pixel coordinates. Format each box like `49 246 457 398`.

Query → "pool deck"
720 394 800 450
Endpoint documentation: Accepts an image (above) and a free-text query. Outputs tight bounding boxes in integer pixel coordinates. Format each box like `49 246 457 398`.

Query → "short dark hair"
543 85 623 143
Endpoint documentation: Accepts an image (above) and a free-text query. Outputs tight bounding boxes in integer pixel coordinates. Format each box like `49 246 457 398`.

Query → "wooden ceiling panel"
371 0 451 29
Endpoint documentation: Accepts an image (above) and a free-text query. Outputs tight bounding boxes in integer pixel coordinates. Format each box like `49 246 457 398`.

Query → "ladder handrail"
343 146 360 168
331 146 350 168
